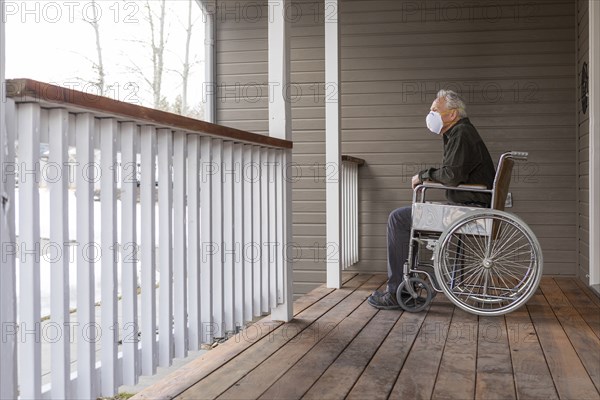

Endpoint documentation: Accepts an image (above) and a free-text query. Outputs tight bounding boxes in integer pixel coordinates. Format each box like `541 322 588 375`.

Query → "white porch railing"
340 156 364 269
1 79 293 400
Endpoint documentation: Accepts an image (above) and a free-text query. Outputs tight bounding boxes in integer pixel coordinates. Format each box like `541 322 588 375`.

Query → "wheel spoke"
489 220 517 256
493 242 532 262
490 224 523 259
468 224 489 258
454 234 486 260
435 210 542 316
493 256 533 271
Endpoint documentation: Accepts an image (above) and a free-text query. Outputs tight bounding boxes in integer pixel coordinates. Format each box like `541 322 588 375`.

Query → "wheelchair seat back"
491 154 516 211
411 151 526 234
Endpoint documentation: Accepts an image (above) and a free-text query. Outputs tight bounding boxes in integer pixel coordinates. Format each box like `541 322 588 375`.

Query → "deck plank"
257 291 383 399
505 307 559 399
301 309 402 400
178 274 382 400
539 278 600 392
572 277 600 308
554 277 600 339
389 298 454 399
431 308 478 400
527 291 599 399
346 306 428 400
133 274 600 400
475 316 516 400
133 273 359 400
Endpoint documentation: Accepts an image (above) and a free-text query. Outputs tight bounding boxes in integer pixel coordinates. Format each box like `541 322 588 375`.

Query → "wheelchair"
398 151 543 316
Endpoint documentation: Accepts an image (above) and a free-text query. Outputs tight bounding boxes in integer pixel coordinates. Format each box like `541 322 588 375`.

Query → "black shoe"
367 291 400 310
369 289 385 299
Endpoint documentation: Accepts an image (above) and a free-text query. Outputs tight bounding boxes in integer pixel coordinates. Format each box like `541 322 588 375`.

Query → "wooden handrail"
6 79 293 149
342 155 366 166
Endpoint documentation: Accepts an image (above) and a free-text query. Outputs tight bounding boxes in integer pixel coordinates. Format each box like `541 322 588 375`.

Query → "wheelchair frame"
398 152 544 316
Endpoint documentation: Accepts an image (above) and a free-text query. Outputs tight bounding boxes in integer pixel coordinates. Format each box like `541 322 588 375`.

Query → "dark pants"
387 206 412 293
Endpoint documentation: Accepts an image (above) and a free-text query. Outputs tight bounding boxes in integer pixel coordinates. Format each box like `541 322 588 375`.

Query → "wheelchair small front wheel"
396 277 433 313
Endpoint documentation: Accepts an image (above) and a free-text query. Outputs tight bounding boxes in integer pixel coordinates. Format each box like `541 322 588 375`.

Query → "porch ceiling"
132 274 600 400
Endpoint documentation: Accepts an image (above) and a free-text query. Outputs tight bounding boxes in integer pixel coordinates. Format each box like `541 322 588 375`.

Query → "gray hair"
437 89 467 118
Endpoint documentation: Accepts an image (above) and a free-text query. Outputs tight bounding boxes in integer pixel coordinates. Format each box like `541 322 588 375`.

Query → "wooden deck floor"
132 274 600 400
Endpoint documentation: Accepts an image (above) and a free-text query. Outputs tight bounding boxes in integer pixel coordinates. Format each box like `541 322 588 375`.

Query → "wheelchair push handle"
509 151 528 161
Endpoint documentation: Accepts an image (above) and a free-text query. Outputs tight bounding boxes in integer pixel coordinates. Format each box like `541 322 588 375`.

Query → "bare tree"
181 0 194 114
121 0 203 114
87 0 105 96
146 0 167 109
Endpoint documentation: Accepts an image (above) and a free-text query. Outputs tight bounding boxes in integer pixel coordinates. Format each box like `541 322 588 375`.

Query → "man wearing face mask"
368 89 496 310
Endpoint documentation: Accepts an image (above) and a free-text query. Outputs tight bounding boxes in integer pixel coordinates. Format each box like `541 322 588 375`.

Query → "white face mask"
426 111 443 135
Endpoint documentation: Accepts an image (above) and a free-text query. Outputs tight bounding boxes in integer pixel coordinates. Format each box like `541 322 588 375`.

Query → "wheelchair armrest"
417 181 492 193
414 181 493 203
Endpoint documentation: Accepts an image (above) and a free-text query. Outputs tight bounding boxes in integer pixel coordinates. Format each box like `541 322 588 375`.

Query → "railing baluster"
121 122 140 385
140 126 157 375
211 139 224 337
339 159 362 269
260 147 269 314
353 163 358 264
252 146 262 317
100 118 118 396
346 162 350 269
49 109 70 399
243 145 254 321
233 143 244 327
347 162 351 268
173 131 188 358
157 128 173 366
271 148 294 321
5 79 295 397
340 162 347 269
276 150 284 304
268 149 277 308
341 163 352 268
200 137 213 343
340 162 346 269
348 163 352 266
345 162 350 268
222 141 234 333
0 98 17 400
18 103 42 399
67 114 76 190
75 113 97 399
351 165 354 265
187 134 201 350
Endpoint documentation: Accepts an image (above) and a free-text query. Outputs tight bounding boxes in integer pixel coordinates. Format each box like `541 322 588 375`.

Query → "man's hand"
411 174 422 189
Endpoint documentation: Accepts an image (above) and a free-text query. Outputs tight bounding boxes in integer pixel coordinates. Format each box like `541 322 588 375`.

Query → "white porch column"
198 0 216 123
325 0 342 288
268 0 293 321
0 0 18 398
589 0 600 288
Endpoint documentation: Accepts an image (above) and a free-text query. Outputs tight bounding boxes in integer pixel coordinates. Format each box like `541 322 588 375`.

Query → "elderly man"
368 90 496 310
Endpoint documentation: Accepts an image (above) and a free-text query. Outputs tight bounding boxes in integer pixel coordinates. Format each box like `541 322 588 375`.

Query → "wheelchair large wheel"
434 209 543 316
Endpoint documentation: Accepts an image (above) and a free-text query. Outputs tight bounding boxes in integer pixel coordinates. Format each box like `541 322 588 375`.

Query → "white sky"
5 0 206 112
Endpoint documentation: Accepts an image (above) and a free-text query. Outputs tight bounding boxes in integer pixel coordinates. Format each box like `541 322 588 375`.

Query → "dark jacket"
418 118 495 205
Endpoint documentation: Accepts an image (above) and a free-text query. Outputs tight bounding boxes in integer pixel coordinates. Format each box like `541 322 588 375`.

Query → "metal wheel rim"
434 210 543 316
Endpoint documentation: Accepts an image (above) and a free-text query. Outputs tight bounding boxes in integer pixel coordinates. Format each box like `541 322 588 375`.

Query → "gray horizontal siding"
215 0 579 298
341 0 577 277
216 1 326 297
577 0 589 284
